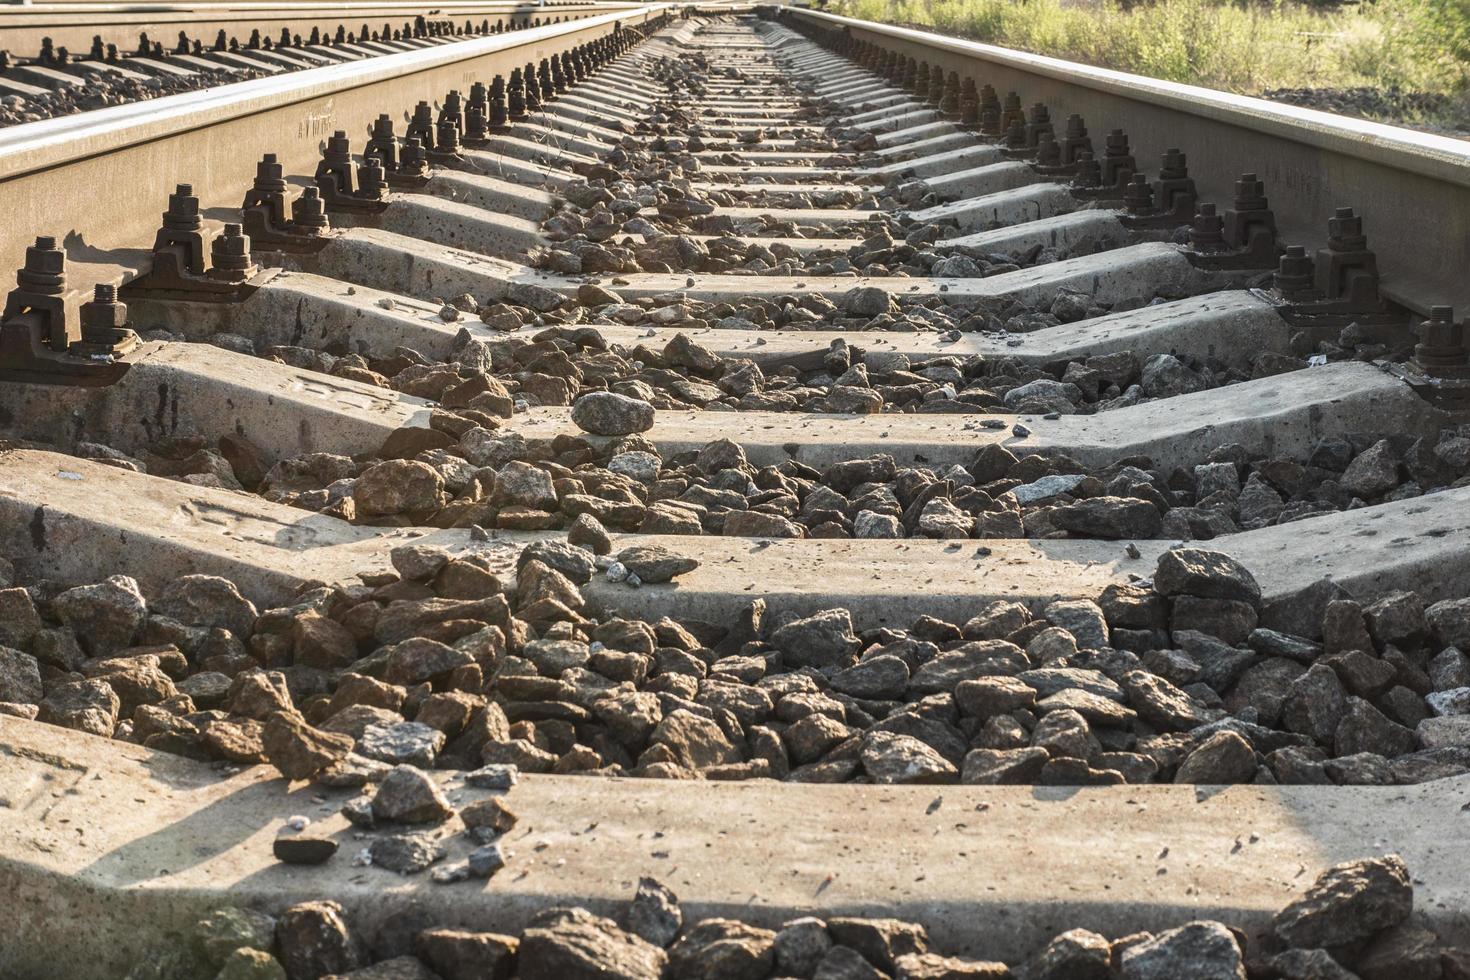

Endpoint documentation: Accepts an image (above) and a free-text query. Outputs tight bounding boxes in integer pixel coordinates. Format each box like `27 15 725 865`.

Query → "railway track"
0 1 655 127
2 6 1470 978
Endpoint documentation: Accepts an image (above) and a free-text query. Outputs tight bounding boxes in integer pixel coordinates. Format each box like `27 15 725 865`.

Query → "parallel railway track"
2 6 1470 978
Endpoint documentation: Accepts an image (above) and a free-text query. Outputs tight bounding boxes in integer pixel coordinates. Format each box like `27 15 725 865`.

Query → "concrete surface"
6 447 1470 625
3 710 1470 979
310 230 1233 311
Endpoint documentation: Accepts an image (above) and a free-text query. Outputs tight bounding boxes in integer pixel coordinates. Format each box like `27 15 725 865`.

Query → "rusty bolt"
254 153 287 194
1159 148 1188 178
292 187 330 230
1189 203 1226 251
1124 172 1155 214
1072 150 1102 188
23 236 65 277
1233 172 1267 210
162 184 201 229
209 223 254 280
1274 244 1315 296
1327 207 1367 250
80 283 128 333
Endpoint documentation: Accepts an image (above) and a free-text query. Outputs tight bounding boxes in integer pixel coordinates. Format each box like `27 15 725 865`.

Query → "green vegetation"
826 0 1469 123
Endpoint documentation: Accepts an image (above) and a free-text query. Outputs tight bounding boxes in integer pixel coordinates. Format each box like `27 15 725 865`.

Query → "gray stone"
389 544 450 582
369 831 445 874
460 797 518 837
861 731 958 784
1417 715 1470 749
275 901 362 980
196 907 276 966
491 460 559 509
1018 667 1125 702
156 575 257 635
517 910 667 975
273 832 339 866
774 918 832 977
1281 664 1347 744
508 281 567 312
955 677 1036 718
1036 688 1137 728
1021 928 1113 980
1122 670 1213 730
1426 598 1470 649
0 588 41 649
1272 855 1412 947
616 545 699 584
909 640 1027 695
1426 687 1470 717
354 460 447 516
665 918 775 980
1171 596 1258 646
626 877 682 948
371 765 454 824
1140 354 1205 398
1155 549 1261 605
262 711 353 781
38 678 120 736
1334 697 1414 757
1119 921 1244 980
831 655 910 700
1174 731 1256 784
647 709 741 771
1051 496 1163 538
961 746 1049 784
0 646 42 704
1010 473 1087 506
467 843 507 878
52 575 147 655
358 721 446 768
214 948 287 980
813 946 885 980
572 392 656 436
827 917 928 972
842 286 893 317
1263 948 1359 980
1043 599 1109 650
521 540 598 585
414 927 519 980
772 608 859 668
1341 439 1400 498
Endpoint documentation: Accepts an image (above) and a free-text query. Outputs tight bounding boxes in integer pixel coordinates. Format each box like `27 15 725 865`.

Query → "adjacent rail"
781 7 1470 314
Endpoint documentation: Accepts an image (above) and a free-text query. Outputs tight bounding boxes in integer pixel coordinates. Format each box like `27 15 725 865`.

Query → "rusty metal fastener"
407 102 435 148
1188 203 1226 251
1024 103 1053 148
1414 306 1470 379
1273 245 1316 299
1123 172 1155 214
1071 150 1102 189
523 63 542 112
366 115 400 171
0 240 136 386
1315 207 1379 306
1058 114 1091 166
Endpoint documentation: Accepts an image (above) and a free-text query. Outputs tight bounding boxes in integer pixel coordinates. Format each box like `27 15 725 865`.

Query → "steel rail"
0 4 668 308
783 7 1470 314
